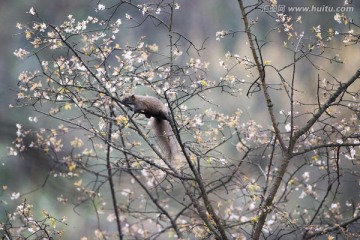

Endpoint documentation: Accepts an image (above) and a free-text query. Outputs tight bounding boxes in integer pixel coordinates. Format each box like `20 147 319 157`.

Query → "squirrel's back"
120 94 168 120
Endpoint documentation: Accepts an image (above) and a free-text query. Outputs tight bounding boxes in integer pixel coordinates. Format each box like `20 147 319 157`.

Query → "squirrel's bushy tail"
150 118 178 161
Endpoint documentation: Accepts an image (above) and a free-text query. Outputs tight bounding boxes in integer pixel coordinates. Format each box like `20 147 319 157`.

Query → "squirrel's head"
119 94 136 105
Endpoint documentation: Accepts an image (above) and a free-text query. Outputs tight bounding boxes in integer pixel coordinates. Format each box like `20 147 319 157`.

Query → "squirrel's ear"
131 94 136 100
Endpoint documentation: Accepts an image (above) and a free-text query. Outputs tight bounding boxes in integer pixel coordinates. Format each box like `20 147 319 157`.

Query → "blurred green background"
0 1 243 238
1 0 359 239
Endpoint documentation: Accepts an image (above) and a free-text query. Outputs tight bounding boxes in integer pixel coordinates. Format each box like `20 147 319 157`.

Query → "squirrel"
119 94 178 161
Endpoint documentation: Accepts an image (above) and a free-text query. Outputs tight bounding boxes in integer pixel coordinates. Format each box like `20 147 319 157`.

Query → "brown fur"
120 94 177 160
120 95 168 120
150 118 178 160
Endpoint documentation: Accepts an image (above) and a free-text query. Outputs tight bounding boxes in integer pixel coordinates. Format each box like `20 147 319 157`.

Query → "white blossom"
125 13 132 20
98 118 106 130
14 48 30 59
28 7 36 16
11 192 20 200
98 4 105 11
302 172 310 182
285 123 291 132
107 213 116 222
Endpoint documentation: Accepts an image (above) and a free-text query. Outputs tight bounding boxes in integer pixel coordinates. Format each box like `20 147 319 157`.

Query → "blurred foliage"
1 0 360 239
